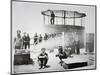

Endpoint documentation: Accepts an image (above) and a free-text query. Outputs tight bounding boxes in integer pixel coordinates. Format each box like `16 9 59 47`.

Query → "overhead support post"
73 11 75 26
64 10 66 25
62 10 63 25
81 17 83 26
48 16 49 24
43 15 45 24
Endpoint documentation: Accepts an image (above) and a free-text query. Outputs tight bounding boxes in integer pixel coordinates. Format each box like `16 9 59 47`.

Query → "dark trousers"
23 42 27 49
59 55 68 60
76 48 80 54
39 39 42 43
34 39 38 45
50 18 55 24
71 47 75 54
56 53 68 61
38 58 48 68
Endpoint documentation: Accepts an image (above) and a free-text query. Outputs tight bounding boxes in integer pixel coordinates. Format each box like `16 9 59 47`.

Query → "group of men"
22 32 30 49
14 30 58 50
38 46 71 69
38 43 80 69
34 33 42 45
14 30 30 50
34 33 57 45
14 30 80 69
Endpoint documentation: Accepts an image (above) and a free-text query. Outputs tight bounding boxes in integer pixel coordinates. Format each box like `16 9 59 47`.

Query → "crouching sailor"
38 48 48 69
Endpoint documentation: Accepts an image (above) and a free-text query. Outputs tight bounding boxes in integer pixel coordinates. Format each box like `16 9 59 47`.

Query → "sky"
12 1 95 37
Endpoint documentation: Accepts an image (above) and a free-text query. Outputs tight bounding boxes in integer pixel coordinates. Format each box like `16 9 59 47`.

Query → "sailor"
50 11 55 24
38 48 48 69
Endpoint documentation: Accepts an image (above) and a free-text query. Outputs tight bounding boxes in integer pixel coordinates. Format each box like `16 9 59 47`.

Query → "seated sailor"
38 48 48 69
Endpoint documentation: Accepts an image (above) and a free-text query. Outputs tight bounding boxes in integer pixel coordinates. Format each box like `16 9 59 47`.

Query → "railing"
41 10 86 26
